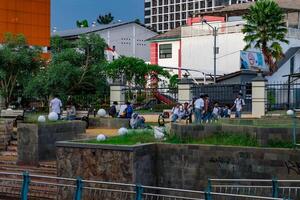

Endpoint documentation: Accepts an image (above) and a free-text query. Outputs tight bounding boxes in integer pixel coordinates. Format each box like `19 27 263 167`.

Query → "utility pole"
213 27 217 83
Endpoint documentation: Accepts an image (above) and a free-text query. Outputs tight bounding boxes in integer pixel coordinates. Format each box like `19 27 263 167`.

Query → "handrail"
0 171 296 200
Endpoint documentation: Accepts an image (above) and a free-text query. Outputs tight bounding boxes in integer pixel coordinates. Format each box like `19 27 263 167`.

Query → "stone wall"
89 117 130 129
56 142 156 200
18 121 86 165
171 123 300 146
0 120 13 151
56 142 300 193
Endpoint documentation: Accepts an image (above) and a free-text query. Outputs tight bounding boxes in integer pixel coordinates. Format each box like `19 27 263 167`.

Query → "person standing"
49 95 62 119
108 101 118 118
194 95 204 123
231 93 245 118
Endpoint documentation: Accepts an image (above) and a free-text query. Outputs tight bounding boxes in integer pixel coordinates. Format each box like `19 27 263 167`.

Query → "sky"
51 0 144 31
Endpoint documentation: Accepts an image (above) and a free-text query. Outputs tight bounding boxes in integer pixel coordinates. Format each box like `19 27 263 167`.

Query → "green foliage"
24 34 108 106
76 19 89 28
0 33 43 107
169 74 179 89
105 57 170 88
242 0 288 73
97 13 114 25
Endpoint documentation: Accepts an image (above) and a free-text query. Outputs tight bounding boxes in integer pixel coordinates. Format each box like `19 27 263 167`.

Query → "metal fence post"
21 171 30 200
205 179 212 200
135 184 143 200
74 177 83 200
272 178 279 198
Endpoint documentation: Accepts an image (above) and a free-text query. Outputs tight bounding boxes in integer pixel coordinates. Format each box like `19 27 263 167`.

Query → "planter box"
89 117 130 129
18 121 86 166
56 141 300 199
171 123 300 146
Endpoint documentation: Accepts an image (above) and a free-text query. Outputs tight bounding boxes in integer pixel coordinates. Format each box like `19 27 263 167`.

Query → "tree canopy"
25 34 108 105
76 19 89 28
242 0 288 73
0 33 44 107
105 57 170 88
97 13 114 25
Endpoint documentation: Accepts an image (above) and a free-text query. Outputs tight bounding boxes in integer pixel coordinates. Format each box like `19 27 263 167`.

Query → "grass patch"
267 139 294 149
87 129 156 145
165 133 259 147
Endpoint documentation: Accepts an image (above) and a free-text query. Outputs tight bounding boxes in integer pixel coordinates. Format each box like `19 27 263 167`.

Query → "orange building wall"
0 0 50 47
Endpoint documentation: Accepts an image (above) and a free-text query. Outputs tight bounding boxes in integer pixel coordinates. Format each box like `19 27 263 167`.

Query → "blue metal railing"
0 171 296 200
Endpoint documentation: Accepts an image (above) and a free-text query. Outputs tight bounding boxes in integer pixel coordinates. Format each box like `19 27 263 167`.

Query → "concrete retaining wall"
18 121 86 166
171 123 300 146
0 120 13 151
89 117 130 129
56 142 300 192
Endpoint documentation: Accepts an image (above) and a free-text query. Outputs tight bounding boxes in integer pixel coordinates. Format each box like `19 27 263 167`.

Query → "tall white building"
144 0 255 33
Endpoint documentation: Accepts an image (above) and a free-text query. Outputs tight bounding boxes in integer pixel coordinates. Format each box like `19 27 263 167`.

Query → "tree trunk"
262 46 275 74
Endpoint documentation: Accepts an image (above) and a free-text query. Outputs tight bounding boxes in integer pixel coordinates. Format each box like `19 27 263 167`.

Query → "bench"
61 110 89 128
0 109 24 126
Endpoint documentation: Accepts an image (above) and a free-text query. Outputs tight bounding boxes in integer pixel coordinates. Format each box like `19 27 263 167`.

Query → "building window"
145 2 151 8
290 56 295 74
159 44 172 59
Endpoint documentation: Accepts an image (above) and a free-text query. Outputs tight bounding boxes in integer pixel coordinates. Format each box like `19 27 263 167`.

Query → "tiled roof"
147 27 182 41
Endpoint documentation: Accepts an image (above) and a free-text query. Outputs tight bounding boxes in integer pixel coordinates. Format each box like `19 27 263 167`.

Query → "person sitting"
223 105 231 118
130 113 146 129
108 101 118 118
126 102 133 119
118 103 128 118
171 103 181 122
211 102 220 121
66 102 76 120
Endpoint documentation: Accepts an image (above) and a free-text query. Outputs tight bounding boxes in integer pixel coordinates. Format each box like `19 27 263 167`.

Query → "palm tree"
97 13 114 25
242 0 288 73
76 19 89 28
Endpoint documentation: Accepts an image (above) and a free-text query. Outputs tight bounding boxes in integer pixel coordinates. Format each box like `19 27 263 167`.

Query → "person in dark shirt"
108 101 118 118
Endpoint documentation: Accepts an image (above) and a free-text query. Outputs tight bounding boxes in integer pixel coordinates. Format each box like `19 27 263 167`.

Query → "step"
0 151 17 156
7 146 17 152
9 140 17 146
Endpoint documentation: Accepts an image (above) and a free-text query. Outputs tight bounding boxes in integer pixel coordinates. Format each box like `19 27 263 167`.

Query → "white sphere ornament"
38 115 46 123
287 110 294 116
154 127 165 140
48 112 58 121
97 109 106 117
118 127 128 136
96 134 106 141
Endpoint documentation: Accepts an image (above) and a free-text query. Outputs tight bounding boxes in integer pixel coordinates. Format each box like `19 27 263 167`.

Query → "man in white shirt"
50 95 62 118
231 93 245 118
194 95 204 123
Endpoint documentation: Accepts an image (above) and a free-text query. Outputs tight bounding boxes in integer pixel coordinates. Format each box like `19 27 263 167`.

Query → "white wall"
181 32 245 75
97 23 157 62
157 40 180 69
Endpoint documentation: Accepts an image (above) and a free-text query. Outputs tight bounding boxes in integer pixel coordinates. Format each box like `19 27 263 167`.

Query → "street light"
287 109 297 148
201 19 242 83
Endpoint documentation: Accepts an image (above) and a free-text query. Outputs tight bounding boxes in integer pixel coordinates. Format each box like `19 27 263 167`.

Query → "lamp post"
287 109 297 148
201 20 241 83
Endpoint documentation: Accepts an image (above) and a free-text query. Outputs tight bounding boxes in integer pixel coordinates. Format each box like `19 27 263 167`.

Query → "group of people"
108 101 133 119
171 93 245 123
49 95 77 120
109 101 147 129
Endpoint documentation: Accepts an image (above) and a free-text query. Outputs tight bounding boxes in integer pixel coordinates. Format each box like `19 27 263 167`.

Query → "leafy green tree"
0 33 43 107
105 57 170 88
97 13 114 25
76 19 89 28
242 0 288 73
25 34 108 105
